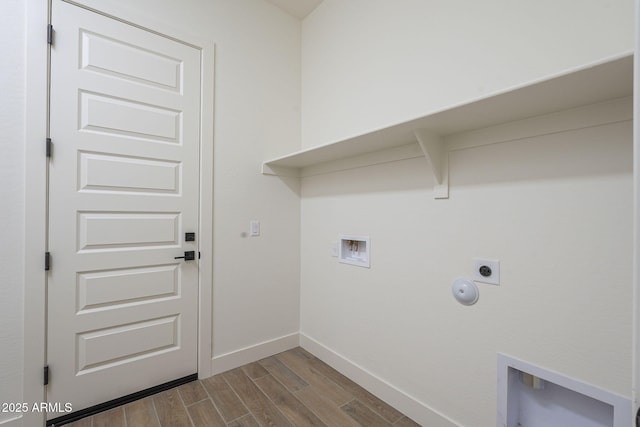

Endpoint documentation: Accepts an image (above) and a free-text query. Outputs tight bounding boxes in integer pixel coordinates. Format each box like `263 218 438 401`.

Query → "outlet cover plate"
472 258 500 285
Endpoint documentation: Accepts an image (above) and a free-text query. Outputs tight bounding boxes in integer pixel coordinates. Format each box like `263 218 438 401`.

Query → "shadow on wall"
300 121 632 198
276 174 303 197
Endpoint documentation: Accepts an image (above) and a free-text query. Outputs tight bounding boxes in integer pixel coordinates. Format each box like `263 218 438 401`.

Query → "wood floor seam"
254 373 328 427
176 388 195 426
287 386 334 427
248 374 291 423
220 373 252 421
224 413 246 425
340 397 357 407
182 397 209 409
148 397 161 427
205 396 227 425
63 347 421 427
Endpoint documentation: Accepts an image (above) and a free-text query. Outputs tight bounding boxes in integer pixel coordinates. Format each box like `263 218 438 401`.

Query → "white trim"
23 2 215 425
497 353 632 427
444 96 632 152
633 0 640 419
0 416 23 427
197 41 215 379
299 334 459 427
61 0 208 48
211 333 300 375
265 96 632 181
23 0 49 425
265 53 632 177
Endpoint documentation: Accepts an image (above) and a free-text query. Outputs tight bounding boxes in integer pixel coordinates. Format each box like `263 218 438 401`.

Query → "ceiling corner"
263 0 323 20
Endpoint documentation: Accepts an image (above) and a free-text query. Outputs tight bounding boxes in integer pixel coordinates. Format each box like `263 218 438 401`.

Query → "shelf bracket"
414 129 449 199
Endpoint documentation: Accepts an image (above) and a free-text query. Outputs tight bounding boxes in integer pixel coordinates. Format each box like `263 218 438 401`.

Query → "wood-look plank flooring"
65 347 421 427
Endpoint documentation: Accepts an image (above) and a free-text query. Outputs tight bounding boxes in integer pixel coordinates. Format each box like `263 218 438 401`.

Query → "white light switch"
250 220 260 237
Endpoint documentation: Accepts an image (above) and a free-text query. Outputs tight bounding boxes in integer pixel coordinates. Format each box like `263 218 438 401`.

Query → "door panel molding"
47 0 200 412
23 0 214 425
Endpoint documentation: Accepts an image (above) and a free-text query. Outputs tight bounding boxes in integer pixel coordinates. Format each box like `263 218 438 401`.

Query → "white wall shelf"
262 53 633 198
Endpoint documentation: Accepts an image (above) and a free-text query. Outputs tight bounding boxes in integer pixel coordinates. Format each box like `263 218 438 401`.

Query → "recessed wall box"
498 354 631 427
338 235 370 268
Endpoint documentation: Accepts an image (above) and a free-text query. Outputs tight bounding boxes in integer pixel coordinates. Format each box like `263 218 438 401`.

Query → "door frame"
23 1 214 425
634 0 639 421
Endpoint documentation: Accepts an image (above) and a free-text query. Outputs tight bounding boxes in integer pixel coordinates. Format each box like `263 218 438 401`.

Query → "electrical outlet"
472 258 500 285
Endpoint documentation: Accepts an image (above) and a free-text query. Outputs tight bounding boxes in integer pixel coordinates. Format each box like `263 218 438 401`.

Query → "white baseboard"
211 333 299 375
210 332 460 426
0 412 44 427
299 333 459 427
0 416 24 427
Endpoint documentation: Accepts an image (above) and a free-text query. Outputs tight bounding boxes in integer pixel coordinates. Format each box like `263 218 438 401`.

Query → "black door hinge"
45 252 50 271
198 251 201 259
43 366 49 386
47 24 53 45
46 138 52 158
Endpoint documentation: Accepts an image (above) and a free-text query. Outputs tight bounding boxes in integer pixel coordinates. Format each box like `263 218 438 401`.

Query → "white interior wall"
3 0 636 424
0 0 25 423
301 0 635 148
202 0 303 360
64 0 302 362
300 120 633 426
2 1 301 422
66 0 303 364
299 1 634 425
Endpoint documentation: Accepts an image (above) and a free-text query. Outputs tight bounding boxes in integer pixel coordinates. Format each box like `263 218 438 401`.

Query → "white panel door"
47 0 201 415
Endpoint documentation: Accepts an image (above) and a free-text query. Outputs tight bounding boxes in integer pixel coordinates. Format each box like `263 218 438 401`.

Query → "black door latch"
175 251 195 261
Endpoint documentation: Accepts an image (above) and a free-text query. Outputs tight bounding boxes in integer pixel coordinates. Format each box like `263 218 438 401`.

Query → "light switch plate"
250 220 260 237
